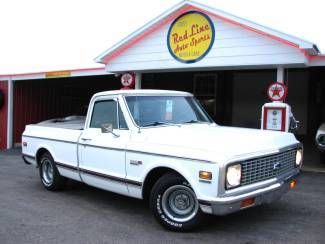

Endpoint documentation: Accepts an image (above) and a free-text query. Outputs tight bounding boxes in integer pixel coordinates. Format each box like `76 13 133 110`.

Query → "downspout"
7 77 13 149
135 73 142 89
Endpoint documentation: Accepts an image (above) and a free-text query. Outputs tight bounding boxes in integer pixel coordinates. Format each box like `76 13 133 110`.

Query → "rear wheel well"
142 167 183 202
36 148 51 166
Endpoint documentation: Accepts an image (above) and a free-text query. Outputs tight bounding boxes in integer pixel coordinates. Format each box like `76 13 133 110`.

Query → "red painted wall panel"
13 76 120 144
0 81 8 150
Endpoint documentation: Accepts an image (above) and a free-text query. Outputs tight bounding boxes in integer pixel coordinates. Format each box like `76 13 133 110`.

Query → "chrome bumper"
199 171 300 216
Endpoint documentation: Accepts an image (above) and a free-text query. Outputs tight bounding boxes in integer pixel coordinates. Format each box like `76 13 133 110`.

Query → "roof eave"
95 0 320 64
94 0 190 64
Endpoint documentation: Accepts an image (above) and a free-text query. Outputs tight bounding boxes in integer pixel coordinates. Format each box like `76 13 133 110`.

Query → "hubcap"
41 159 54 186
161 185 199 223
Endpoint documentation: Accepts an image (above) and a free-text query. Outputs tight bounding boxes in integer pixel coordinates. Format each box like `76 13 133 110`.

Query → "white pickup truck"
22 90 303 231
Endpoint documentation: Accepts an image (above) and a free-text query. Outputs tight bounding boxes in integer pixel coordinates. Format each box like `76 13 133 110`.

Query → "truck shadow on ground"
17 166 322 242
56 179 287 234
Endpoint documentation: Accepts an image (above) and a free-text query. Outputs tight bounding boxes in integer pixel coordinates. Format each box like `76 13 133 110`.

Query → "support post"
277 67 284 83
135 73 142 89
7 78 13 149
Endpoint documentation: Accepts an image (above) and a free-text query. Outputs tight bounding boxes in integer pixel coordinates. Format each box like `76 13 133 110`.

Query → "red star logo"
267 82 287 101
271 85 282 98
122 76 129 84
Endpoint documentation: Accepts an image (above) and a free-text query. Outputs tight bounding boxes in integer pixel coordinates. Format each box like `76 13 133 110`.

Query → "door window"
90 100 128 129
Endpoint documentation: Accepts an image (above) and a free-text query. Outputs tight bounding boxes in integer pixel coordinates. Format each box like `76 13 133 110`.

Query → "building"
0 1 325 160
0 68 121 149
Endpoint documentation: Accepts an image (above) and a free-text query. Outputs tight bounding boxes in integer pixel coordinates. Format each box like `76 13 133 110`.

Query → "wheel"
149 173 203 231
39 152 66 191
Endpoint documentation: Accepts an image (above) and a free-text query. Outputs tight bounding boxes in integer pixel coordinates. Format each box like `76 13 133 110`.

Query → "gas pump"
261 82 299 133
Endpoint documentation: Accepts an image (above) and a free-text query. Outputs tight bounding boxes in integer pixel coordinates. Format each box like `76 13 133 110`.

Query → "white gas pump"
261 102 291 132
261 82 298 133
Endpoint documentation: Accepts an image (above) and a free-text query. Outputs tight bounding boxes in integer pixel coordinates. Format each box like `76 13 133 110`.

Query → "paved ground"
0 149 324 244
300 142 325 173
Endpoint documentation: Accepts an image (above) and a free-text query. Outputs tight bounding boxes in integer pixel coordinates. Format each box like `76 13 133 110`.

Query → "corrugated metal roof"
0 67 108 81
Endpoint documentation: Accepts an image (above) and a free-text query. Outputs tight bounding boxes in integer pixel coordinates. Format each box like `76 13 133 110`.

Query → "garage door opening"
141 68 325 168
13 74 120 146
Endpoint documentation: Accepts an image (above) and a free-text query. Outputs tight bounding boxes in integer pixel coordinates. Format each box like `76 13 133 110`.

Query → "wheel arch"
142 166 192 201
35 147 54 166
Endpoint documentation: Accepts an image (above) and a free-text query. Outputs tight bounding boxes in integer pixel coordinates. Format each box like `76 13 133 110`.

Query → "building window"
193 74 217 116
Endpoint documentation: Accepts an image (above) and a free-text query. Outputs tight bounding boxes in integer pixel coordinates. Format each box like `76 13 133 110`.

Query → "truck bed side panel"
22 125 82 181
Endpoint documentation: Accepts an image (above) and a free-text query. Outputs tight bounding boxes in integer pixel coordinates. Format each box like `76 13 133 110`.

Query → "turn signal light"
289 180 297 189
199 171 212 180
240 198 255 209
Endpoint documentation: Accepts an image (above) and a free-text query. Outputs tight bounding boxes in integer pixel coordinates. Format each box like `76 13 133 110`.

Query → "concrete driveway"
0 149 324 243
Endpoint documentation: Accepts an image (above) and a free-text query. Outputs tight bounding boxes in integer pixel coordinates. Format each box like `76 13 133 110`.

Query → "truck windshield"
125 95 213 127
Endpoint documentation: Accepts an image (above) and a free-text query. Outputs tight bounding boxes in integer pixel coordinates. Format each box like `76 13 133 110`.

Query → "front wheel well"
142 167 184 202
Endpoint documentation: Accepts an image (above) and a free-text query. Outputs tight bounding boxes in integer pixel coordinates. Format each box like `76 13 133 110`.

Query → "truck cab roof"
93 89 192 98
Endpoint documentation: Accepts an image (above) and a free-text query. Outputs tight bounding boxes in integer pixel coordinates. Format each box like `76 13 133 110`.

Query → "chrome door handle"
81 138 92 141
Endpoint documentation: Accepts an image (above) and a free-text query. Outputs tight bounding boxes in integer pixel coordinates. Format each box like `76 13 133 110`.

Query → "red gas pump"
261 82 298 133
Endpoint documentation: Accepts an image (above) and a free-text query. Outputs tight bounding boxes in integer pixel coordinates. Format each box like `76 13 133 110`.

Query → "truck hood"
129 124 299 163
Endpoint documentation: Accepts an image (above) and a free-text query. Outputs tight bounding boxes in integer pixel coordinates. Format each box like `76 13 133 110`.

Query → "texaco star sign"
267 82 287 102
121 73 135 88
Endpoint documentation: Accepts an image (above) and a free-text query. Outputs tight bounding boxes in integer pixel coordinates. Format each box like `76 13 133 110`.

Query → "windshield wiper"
142 121 184 127
183 120 200 124
183 120 211 124
143 121 175 127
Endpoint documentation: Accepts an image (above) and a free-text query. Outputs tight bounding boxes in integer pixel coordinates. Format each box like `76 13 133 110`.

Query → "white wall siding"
106 15 307 72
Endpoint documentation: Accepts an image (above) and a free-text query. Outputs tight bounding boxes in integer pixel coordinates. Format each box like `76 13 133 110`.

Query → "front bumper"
199 171 300 216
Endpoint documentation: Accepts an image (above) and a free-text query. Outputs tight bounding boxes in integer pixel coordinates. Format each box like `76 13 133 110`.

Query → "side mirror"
100 123 120 137
101 123 113 133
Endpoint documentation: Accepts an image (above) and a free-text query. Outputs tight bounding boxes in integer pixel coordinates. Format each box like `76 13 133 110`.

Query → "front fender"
135 156 220 201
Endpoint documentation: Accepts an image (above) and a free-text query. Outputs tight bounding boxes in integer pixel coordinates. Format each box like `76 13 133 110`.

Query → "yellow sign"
45 71 71 78
167 11 215 63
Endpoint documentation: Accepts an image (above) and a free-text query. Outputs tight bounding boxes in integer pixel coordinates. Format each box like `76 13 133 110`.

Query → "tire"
149 173 203 231
39 152 66 191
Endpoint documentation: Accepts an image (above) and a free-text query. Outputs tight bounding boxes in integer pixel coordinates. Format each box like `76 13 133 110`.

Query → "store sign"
267 82 287 102
45 71 71 78
121 73 135 89
167 11 215 63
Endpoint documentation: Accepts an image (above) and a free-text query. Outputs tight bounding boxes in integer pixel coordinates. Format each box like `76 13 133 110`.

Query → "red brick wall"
0 81 8 150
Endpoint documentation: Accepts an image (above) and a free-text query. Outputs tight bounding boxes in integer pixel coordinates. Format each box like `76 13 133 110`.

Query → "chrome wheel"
161 185 199 223
41 158 54 186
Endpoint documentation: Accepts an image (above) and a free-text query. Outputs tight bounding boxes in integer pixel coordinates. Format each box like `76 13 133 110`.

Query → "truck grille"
240 149 296 186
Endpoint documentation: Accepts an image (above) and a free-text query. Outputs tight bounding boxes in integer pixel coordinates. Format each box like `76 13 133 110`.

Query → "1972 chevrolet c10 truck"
22 90 303 231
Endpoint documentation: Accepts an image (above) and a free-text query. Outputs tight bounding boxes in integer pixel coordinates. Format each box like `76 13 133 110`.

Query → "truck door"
78 97 129 195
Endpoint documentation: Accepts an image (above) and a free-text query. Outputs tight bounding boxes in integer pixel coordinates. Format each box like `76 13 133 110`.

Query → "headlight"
226 164 241 188
295 149 303 167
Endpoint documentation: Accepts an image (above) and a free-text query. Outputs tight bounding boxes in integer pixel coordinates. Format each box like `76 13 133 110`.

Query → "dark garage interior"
13 75 120 145
142 67 325 167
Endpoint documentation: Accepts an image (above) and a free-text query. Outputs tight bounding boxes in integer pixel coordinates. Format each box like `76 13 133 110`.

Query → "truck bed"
37 116 85 130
